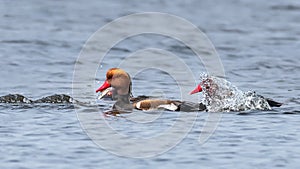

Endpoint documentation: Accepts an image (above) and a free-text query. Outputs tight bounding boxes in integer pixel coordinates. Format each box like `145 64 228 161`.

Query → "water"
1 0 300 168
198 75 273 112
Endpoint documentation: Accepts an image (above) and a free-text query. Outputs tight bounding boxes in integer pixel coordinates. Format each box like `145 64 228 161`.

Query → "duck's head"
96 68 132 96
190 78 219 96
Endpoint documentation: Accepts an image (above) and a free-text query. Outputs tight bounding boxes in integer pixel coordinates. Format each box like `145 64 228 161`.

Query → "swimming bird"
96 68 206 113
190 76 283 109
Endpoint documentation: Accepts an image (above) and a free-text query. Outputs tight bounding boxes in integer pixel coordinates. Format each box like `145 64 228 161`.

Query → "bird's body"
96 68 282 114
96 68 206 113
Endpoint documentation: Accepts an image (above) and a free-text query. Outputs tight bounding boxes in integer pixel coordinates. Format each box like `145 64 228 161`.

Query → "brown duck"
96 68 206 113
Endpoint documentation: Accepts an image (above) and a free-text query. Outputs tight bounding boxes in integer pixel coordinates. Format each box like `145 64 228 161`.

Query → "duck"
96 68 206 113
189 77 283 108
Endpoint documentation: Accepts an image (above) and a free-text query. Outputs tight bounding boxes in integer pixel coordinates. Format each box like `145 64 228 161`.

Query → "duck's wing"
134 99 176 111
134 99 207 112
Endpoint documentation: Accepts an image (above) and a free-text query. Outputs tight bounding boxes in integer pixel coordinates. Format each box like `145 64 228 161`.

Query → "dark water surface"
1 0 300 168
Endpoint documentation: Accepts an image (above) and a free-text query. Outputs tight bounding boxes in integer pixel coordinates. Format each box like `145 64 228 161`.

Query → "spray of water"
200 74 271 112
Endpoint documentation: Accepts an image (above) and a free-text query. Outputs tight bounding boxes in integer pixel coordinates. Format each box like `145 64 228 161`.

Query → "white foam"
200 75 271 112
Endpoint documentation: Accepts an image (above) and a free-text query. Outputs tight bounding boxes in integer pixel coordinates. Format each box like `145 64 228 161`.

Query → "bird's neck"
112 78 133 111
112 93 133 111
115 93 130 104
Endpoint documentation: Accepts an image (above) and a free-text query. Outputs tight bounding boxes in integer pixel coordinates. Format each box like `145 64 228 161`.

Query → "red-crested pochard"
96 68 206 113
190 79 282 108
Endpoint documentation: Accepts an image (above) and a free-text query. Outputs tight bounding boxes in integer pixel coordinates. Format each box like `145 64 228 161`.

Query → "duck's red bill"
190 84 203 95
96 80 111 93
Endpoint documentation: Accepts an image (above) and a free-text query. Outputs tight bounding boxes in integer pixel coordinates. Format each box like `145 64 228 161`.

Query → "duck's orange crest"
106 68 127 80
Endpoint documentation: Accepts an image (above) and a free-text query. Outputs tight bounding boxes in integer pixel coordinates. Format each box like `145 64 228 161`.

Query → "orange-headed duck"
96 68 206 113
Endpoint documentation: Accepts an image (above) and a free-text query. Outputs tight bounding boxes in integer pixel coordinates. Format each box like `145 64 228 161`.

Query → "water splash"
200 75 271 112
